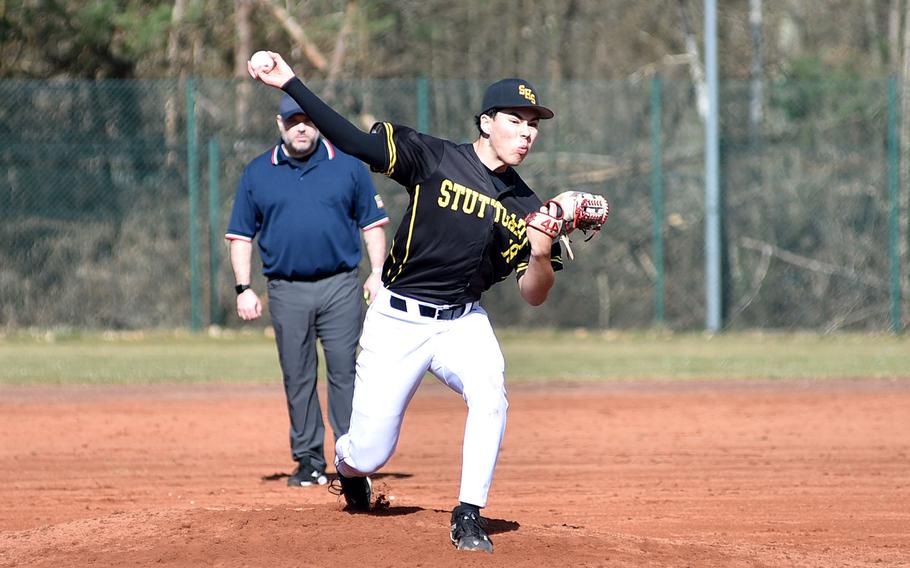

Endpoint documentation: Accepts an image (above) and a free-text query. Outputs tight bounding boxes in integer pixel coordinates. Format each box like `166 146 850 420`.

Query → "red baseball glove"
525 191 610 259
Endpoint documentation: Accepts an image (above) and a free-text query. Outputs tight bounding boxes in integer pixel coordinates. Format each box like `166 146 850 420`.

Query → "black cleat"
450 505 493 553
287 461 328 487
330 473 372 511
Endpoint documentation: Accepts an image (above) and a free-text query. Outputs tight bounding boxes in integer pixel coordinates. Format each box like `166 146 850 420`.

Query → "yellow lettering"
494 201 507 224
438 180 453 208
501 240 526 262
434 185 529 240
502 212 516 231
451 183 467 210
476 195 491 218
462 188 479 215
518 85 537 104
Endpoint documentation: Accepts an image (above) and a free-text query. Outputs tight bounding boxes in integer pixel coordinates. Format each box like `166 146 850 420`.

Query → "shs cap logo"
518 85 537 104
481 78 554 119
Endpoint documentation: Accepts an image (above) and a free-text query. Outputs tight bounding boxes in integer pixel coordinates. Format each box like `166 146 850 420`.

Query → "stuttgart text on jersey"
436 178 528 262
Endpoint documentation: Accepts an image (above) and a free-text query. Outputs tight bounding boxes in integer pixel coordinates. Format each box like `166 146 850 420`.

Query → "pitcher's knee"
335 452 391 476
465 387 508 417
335 434 394 476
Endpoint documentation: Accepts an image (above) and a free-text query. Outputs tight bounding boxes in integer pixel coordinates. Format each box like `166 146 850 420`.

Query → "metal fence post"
186 78 201 332
704 0 722 333
416 76 429 132
651 74 665 326
208 137 221 327
888 75 902 333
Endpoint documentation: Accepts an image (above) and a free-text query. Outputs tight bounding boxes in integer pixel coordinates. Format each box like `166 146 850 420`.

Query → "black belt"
389 295 470 320
267 267 353 283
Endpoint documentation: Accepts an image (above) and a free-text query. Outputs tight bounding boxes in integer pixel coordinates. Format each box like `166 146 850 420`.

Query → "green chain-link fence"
0 77 905 332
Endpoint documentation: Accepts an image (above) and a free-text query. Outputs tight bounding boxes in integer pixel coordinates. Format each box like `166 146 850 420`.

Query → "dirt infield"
1 379 908 567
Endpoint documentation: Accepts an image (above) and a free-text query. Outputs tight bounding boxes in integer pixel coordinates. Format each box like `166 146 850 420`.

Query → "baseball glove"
525 191 609 259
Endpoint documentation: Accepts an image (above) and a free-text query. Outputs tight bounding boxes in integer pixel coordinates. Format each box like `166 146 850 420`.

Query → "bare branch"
164 0 189 163
729 240 772 322
235 0 253 132
676 0 707 118
258 0 328 72
324 1 358 101
739 237 887 290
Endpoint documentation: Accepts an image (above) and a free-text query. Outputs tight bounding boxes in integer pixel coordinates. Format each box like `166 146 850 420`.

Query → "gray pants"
267 269 362 471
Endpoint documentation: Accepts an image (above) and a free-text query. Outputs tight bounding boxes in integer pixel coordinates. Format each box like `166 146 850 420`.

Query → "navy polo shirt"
225 138 389 280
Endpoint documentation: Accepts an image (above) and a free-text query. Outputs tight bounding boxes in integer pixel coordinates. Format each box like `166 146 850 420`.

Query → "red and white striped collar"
322 138 336 159
271 138 335 165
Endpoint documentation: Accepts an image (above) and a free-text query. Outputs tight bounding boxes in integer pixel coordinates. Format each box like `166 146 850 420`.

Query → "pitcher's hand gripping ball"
249 51 275 73
525 191 609 259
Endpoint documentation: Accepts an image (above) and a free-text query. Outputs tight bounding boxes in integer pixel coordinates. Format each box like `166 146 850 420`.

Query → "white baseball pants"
334 287 508 508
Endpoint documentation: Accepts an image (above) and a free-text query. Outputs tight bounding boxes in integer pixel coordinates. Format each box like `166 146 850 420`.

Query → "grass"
498 329 910 381
0 329 282 385
1 328 908 386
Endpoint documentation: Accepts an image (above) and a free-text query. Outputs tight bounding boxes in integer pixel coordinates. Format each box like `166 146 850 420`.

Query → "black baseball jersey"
371 122 562 305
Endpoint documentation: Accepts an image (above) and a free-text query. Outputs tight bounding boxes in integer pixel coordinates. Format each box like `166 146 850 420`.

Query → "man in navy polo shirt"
225 93 389 488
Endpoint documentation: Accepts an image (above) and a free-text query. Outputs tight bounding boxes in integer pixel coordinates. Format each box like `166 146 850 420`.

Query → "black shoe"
330 473 372 511
287 461 328 487
450 505 493 553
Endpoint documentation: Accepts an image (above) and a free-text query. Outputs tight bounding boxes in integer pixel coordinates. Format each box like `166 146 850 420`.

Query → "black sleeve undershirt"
281 77 386 169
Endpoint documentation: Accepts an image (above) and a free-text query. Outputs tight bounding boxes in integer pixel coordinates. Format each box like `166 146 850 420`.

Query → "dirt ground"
1 378 908 567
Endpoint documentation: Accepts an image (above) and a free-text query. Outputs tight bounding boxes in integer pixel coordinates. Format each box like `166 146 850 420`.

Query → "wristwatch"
234 283 251 295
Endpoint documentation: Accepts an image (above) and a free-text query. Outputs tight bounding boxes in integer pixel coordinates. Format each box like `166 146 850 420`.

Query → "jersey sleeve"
225 168 259 241
282 77 386 168
352 162 390 231
369 122 445 188
514 239 564 279
514 182 564 277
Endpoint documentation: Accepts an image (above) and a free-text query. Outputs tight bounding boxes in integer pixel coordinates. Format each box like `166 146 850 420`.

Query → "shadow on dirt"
422 508 521 536
261 470 415 482
483 517 521 536
370 505 424 517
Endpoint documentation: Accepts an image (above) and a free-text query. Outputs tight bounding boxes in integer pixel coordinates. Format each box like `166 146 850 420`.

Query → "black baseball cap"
480 78 554 119
279 93 307 120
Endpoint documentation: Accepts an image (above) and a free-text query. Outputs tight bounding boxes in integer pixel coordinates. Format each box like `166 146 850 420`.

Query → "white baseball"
249 51 274 72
